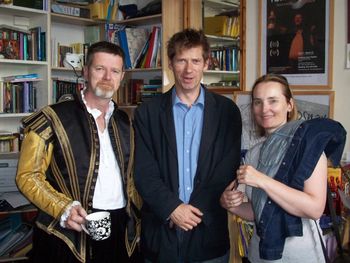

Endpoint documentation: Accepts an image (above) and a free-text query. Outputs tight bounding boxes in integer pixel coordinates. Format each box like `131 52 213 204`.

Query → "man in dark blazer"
134 28 242 263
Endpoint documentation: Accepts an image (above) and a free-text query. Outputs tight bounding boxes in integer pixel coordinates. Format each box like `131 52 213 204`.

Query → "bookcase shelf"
0 4 47 15
0 59 48 66
125 67 162 73
0 1 246 261
186 0 245 92
51 13 105 26
109 13 162 26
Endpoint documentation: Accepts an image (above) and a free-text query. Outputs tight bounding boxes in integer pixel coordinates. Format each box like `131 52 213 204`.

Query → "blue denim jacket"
255 118 346 260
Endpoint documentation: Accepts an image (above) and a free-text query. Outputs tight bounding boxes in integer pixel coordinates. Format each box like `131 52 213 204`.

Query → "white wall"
246 0 350 156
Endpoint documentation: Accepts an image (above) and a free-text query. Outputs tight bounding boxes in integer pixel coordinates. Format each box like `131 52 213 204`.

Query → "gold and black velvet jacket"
16 93 142 263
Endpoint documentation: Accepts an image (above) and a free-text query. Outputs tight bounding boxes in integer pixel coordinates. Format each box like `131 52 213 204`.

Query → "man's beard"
94 84 115 99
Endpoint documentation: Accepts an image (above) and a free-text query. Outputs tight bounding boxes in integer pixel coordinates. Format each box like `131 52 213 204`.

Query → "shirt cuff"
59 201 82 228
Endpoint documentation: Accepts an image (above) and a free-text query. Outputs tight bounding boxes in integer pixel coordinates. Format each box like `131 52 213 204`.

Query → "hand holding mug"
81 211 111 241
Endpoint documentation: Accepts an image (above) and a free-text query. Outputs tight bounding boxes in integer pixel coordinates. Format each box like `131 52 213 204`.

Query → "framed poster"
259 0 333 89
233 90 334 150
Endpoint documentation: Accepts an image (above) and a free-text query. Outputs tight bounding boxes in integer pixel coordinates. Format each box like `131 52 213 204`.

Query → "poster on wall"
259 0 333 88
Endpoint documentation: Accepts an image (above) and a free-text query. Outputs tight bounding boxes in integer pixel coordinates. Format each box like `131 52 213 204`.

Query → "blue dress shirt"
172 87 204 204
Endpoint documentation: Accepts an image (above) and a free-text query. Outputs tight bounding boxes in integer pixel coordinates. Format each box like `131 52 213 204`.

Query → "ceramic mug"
81 211 111 241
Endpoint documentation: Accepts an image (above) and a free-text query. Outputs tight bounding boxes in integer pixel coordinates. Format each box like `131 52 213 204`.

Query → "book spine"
118 29 131 69
144 27 157 68
23 82 30 113
19 32 24 60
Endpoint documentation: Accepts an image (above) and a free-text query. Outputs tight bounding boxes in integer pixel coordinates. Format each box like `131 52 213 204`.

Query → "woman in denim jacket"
221 74 346 262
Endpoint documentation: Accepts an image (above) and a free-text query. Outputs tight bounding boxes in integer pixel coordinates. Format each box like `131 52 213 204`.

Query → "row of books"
0 74 40 114
117 78 162 105
89 0 118 20
105 24 161 69
0 25 46 61
51 40 88 68
52 78 84 103
204 15 240 38
0 131 19 153
51 2 91 18
0 215 33 259
1 0 48 11
208 46 240 72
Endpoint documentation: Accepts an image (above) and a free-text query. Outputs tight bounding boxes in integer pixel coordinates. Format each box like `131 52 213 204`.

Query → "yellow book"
204 16 228 37
89 2 105 19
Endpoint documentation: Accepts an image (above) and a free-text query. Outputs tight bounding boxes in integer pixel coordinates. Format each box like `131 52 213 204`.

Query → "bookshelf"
0 4 49 134
0 0 245 261
185 0 246 92
0 1 182 261
110 1 182 106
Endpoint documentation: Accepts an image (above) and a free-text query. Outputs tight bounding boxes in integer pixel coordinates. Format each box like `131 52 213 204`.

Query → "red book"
143 26 157 68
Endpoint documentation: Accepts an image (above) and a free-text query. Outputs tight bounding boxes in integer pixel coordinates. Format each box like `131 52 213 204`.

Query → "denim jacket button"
268 201 271 204
282 162 286 165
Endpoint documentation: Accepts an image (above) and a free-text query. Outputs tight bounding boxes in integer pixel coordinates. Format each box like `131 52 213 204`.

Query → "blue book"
118 29 131 69
3 73 39 82
23 82 30 113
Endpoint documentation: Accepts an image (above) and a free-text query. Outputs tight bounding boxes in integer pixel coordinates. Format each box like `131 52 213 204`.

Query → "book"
84 25 103 44
124 27 149 68
143 26 158 68
3 73 39 82
117 28 132 69
13 0 43 10
0 81 3 112
29 27 42 61
0 223 33 257
134 32 151 68
149 27 160 68
51 3 90 18
204 16 229 37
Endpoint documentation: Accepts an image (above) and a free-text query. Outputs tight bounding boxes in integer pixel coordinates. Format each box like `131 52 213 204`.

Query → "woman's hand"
236 165 266 188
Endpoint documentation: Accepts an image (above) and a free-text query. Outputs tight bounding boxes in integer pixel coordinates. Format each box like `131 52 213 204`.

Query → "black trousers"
30 208 143 263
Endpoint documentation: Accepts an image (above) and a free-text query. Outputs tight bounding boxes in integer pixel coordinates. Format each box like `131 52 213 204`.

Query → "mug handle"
81 224 90 235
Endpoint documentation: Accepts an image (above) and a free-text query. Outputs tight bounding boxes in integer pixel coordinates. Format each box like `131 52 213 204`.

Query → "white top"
245 142 325 263
83 93 126 210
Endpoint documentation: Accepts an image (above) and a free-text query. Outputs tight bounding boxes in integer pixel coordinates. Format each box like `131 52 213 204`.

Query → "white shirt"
83 92 126 209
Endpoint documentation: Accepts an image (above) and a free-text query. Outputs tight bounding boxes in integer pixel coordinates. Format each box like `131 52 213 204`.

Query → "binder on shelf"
89 0 118 20
117 28 132 69
124 27 149 69
134 37 150 68
51 3 91 18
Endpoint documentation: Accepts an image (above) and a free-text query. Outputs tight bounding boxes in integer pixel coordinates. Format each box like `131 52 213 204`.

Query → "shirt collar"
172 85 205 107
81 89 114 121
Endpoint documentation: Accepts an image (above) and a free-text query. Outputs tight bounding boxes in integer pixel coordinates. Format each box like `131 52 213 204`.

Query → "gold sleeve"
16 130 72 219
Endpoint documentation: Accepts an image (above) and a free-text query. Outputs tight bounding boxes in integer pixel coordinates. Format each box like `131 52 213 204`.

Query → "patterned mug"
81 211 111 241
